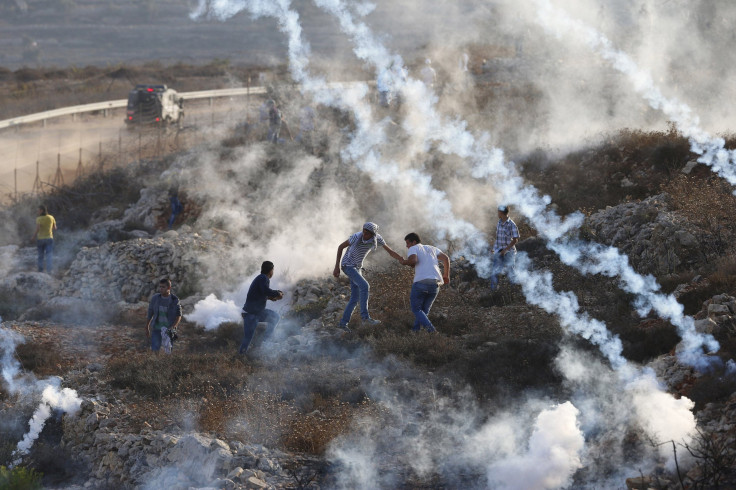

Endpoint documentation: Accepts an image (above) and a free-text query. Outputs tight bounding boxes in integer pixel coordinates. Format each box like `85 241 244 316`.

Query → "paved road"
0 97 258 200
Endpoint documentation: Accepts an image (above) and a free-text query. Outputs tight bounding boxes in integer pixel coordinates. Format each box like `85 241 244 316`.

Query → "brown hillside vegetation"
1 70 736 489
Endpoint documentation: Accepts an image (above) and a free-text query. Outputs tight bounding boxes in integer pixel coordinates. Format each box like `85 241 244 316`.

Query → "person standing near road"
31 205 57 273
333 222 403 331
490 205 520 291
239 261 284 355
266 99 283 143
146 278 182 355
399 232 450 333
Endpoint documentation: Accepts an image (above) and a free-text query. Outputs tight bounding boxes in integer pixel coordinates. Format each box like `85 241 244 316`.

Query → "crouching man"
146 278 182 354
239 261 284 355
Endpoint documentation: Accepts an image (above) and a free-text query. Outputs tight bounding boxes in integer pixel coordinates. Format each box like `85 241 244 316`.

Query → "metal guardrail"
0 81 372 130
0 86 269 130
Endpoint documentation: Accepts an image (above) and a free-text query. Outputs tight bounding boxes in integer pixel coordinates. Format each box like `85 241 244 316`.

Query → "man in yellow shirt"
31 205 57 273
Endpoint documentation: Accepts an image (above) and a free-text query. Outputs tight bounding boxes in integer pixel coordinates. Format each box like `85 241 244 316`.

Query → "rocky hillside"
1 99 736 488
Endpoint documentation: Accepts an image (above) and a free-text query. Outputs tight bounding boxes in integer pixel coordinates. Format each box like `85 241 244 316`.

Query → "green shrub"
0 465 43 490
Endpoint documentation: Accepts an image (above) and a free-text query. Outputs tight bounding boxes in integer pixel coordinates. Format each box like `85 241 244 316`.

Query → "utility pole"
52 153 64 187
76 148 84 178
32 160 41 194
247 76 251 124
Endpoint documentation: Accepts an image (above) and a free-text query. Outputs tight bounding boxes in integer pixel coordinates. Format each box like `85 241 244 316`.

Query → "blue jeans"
36 238 54 272
239 309 280 354
410 282 439 332
490 251 516 290
168 211 179 229
150 329 162 351
267 126 281 143
340 266 370 325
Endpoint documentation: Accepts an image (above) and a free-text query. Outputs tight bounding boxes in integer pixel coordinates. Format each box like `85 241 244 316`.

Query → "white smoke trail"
191 0 700 480
0 325 83 464
189 0 693 379
185 293 242 330
485 402 584 489
532 0 736 193
308 0 718 368
13 383 82 461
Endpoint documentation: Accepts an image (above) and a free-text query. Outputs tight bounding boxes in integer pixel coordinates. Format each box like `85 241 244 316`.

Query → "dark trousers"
36 238 53 272
239 309 280 354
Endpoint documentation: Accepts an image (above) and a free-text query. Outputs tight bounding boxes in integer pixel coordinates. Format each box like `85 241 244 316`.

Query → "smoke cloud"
485 402 584 489
530 0 736 193
186 293 243 330
0 322 82 464
185 0 708 484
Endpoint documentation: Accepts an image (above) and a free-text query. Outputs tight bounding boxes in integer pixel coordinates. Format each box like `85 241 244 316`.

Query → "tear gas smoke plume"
531 0 736 194
189 0 704 483
0 322 82 465
308 0 718 368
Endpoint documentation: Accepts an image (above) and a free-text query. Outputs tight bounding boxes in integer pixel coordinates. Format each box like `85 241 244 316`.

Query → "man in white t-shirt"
399 232 450 333
333 222 403 331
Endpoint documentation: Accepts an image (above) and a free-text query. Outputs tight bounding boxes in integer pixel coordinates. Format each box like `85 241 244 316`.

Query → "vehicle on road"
125 84 183 128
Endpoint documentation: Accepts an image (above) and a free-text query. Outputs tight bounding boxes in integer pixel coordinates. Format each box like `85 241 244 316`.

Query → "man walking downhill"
239 261 284 355
333 222 403 331
31 205 57 273
399 233 450 333
146 278 182 355
490 205 520 291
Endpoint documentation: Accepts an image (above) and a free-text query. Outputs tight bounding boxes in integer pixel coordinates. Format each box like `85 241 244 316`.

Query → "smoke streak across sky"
186 0 717 485
531 0 736 193
305 0 719 369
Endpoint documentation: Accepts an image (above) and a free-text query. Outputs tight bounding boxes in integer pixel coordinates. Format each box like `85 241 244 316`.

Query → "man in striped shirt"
490 205 520 291
333 222 403 331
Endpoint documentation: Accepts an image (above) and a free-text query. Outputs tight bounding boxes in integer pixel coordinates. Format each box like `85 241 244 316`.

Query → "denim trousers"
340 266 370 325
239 309 280 354
150 327 172 354
168 211 179 229
36 238 54 272
410 282 439 332
490 251 516 290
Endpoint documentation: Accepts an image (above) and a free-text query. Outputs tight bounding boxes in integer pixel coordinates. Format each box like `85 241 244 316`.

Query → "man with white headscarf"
333 222 403 331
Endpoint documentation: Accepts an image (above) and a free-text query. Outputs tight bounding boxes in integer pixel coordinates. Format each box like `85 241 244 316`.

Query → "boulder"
55 231 227 303
586 194 709 275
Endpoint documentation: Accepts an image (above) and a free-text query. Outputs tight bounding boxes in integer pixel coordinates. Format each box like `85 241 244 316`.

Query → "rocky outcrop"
651 293 735 393
586 194 707 276
56 231 229 303
61 399 323 489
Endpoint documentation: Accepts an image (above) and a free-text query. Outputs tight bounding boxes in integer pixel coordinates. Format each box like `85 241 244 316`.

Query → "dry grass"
523 127 692 214
105 352 252 400
670 254 736 316
14 341 66 376
665 175 736 258
104 349 381 455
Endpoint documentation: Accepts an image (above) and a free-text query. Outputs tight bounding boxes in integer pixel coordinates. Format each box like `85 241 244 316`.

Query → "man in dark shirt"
239 261 284 355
